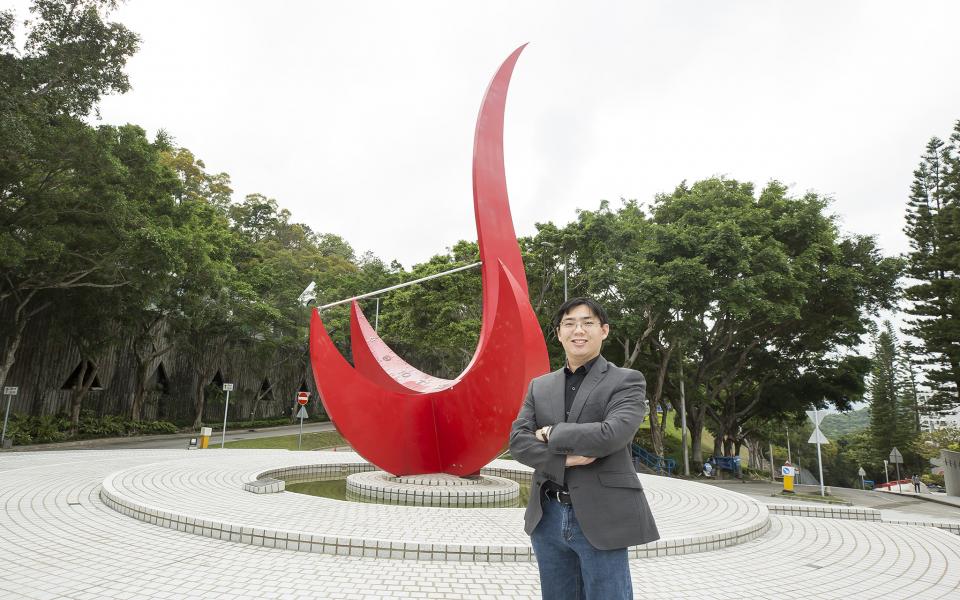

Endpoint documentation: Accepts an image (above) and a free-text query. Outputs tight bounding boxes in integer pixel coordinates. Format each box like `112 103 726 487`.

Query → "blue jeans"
530 496 632 600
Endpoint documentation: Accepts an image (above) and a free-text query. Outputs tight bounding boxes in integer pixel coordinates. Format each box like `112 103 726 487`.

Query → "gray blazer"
508 355 660 550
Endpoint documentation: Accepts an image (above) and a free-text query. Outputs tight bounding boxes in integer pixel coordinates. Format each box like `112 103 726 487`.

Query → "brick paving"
1 450 959 599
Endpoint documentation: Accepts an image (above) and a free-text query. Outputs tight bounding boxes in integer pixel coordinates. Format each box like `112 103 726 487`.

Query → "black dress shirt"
563 355 600 420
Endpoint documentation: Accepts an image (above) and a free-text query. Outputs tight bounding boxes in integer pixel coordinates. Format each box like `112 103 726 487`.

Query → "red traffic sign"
297 391 310 406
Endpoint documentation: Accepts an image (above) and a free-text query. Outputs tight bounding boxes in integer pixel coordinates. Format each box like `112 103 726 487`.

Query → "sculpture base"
345 470 520 508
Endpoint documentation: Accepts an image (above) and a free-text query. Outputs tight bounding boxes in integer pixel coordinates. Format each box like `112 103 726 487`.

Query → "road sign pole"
1 393 12 445
815 408 825 497
2 387 18 446
299 412 304 450
786 424 792 464
806 406 830 497
221 390 231 448
889 447 904 493
769 441 776 481
220 383 234 449
295 392 310 450
815 431 825 496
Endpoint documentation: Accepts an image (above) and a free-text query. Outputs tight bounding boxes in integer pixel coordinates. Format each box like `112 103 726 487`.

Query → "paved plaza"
2 449 959 599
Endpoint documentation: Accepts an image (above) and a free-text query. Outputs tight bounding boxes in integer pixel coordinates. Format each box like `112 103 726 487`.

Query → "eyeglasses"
559 319 601 331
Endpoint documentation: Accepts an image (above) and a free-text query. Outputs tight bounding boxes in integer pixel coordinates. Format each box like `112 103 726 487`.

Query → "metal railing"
632 443 676 476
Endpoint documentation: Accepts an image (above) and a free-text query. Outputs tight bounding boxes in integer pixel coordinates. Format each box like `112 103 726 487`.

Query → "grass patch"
221 431 348 450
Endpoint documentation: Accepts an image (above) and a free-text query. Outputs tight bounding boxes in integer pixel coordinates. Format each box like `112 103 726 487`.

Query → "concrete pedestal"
346 470 520 507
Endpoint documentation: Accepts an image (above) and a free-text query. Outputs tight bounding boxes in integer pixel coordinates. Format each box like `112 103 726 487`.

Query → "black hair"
551 297 609 330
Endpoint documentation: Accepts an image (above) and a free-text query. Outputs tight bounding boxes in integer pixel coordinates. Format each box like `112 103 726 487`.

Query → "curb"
882 489 960 510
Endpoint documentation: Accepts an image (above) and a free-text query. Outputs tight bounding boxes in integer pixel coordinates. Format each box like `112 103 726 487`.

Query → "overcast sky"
13 0 960 268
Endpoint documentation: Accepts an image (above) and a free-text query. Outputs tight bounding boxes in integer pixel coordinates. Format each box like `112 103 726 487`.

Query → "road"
702 478 960 522
2 420 338 451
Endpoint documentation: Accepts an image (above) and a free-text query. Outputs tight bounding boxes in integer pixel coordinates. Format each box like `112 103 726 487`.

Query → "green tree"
903 125 960 407
0 0 139 389
123 142 225 421
550 180 899 464
867 322 917 467
160 150 240 429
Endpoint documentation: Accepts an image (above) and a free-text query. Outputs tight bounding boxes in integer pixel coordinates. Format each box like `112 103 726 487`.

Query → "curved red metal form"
350 300 450 393
311 265 542 475
309 45 549 476
351 44 532 389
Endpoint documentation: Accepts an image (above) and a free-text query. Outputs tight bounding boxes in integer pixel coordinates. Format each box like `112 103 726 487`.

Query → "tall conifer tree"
903 123 960 411
867 323 915 461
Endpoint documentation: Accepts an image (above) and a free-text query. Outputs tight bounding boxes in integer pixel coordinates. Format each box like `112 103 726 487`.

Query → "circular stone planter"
345 471 520 507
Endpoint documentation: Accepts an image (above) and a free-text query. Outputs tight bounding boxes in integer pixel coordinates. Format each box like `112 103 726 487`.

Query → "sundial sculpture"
310 45 550 476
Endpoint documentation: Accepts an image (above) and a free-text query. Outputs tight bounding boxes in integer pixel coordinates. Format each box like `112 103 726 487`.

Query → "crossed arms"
508 370 646 485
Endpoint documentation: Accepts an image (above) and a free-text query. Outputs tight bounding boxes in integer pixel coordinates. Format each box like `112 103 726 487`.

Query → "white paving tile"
0 450 957 599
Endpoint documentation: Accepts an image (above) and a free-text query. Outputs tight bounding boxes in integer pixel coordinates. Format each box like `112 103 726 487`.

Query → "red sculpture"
309 45 549 476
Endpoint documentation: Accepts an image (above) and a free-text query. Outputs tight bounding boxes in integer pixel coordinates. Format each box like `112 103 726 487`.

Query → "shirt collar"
564 355 600 376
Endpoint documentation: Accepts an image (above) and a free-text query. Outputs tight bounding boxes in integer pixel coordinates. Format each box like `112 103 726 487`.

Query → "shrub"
5 410 180 446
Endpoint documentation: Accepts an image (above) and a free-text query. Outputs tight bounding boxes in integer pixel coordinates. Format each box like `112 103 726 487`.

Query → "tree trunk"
660 406 669 440
0 293 42 392
249 384 273 424
192 375 205 430
648 344 673 457
69 361 97 433
649 412 664 457
746 438 763 469
688 406 707 466
0 318 26 393
131 357 149 422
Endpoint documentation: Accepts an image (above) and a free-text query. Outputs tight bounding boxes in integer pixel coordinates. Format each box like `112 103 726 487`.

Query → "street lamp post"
562 259 568 302
786 424 792 464
541 241 568 302
678 342 689 477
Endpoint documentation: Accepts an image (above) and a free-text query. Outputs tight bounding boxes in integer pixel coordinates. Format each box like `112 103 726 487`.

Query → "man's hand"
535 426 552 443
565 455 596 467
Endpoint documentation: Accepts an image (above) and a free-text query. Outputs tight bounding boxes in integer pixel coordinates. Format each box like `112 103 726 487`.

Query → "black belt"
542 485 572 505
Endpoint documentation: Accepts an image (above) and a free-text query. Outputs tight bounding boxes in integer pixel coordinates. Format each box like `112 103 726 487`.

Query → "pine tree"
867 323 915 461
903 123 960 411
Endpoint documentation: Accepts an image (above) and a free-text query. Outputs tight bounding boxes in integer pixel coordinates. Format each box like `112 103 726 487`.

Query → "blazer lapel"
547 369 566 425
567 356 609 423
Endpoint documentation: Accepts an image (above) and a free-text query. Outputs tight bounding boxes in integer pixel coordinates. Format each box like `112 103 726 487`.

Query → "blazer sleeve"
509 380 568 485
546 369 646 458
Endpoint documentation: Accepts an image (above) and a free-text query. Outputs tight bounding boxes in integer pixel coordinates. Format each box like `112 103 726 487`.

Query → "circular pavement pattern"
1 449 959 599
99 451 769 560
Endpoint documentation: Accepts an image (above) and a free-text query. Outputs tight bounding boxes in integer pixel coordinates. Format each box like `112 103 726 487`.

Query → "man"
509 297 659 600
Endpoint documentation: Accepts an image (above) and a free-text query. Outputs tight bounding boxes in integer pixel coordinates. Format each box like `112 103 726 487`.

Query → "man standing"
509 297 659 600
